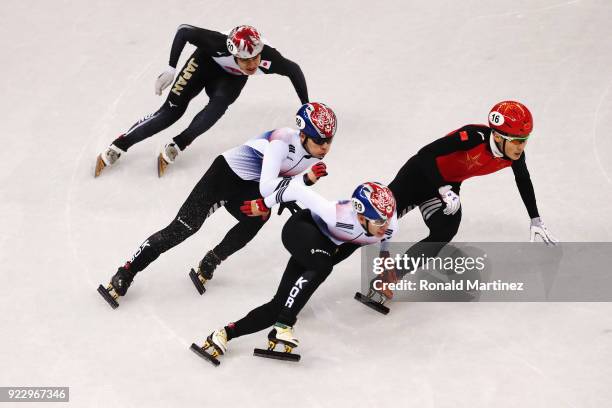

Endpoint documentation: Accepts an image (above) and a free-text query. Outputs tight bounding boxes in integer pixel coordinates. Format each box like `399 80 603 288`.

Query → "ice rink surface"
2 0 612 406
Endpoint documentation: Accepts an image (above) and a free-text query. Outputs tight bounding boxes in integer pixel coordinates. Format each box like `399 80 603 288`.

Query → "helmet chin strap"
359 218 374 236
494 132 512 160
301 136 310 155
500 139 513 160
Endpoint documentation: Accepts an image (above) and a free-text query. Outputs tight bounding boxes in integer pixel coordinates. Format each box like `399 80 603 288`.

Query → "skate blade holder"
354 292 390 315
190 343 221 367
97 284 119 309
94 154 106 178
253 341 300 362
157 153 169 177
189 268 207 295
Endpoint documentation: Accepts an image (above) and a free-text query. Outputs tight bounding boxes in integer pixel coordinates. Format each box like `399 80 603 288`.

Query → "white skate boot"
268 323 299 349
190 328 228 366
157 142 179 177
94 144 125 177
254 323 301 362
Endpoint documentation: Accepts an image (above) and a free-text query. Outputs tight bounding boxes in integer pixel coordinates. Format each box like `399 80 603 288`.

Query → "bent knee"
427 225 459 243
209 95 234 110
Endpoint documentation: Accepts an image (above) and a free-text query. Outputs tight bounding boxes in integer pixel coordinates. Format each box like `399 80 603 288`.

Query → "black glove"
277 201 302 216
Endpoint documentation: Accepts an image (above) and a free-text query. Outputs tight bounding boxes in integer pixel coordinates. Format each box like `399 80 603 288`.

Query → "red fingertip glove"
311 162 328 179
240 199 270 220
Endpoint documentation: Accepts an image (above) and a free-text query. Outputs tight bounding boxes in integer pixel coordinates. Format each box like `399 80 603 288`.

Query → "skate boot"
190 328 228 367
253 323 301 362
97 263 136 309
188 250 222 295
198 251 222 281
354 268 398 315
370 268 398 301
95 143 125 177
157 142 179 177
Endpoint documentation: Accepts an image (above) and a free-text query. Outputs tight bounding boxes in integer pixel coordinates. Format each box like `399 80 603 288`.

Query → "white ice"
1 0 612 407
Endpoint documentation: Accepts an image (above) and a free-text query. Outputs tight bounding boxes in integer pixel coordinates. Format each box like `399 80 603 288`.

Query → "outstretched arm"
168 25 225 67
155 25 226 96
511 153 539 219
263 182 336 226
512 154 558 244
264 47 309 104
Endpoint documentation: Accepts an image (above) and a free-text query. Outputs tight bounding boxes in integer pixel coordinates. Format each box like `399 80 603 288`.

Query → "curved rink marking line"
64 59 158 290
591 78 612 187
66 55 203 346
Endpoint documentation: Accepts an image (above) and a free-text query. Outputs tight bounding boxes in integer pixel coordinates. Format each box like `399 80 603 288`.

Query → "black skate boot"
254 323 301 362
189 250 222 295
97 263 136 309
354 268 397 315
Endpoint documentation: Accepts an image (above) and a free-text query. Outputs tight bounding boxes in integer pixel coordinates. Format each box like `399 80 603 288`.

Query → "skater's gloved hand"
155 66 176 95
379 250 391 259
530 217 558 246
370 270 398 301
438 185 461 215
240 199 270 220
378 251 398 281
304 162 327 186
277 201 301 216
372 250 398 300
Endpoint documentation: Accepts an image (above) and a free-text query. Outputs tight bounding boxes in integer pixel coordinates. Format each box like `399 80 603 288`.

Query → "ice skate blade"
354 292 389 315
253 348 301 362
97 284 119 309
94 154 106 178
157 153 169 177
190 343 220 366
189 268 206 295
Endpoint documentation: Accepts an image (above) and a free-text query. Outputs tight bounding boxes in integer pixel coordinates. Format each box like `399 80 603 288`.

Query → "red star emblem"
461 152 483 170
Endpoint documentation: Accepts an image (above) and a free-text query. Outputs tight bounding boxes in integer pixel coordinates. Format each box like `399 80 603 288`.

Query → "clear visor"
367 217 389 227
496 131 530 145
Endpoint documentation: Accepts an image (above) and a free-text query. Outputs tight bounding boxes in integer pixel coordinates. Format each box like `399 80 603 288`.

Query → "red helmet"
488 101 533 137
226 25 264 58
